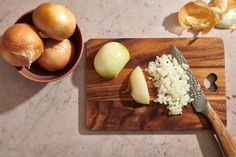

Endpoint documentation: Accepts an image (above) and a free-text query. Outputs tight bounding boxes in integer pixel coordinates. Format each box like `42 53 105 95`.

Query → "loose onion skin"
0 23 44 67
38 39 74 72
33 3 76 40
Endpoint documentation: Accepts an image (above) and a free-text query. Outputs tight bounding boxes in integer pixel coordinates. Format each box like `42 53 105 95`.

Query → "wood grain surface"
207 108 236 157
86 38 226 130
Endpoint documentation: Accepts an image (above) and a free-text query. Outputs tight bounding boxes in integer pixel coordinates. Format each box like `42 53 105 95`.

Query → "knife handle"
207 108 236 157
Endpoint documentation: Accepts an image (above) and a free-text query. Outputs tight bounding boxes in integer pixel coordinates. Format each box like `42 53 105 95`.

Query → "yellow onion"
33 2 76 40
178 0 217 34
38 39 74 72
0 23 44 67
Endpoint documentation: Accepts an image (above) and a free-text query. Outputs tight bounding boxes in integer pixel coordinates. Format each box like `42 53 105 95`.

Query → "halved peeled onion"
37 39 74 72
94 42 130 79
0 23 44 67
33 2 76 40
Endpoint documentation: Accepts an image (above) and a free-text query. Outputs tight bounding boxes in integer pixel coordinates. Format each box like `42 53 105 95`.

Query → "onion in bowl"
32 2 76 40
38 39 74 72
0 23 44 68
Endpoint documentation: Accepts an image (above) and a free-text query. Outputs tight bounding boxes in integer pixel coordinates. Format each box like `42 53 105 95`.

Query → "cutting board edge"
86 37 226 131
86 37 224 43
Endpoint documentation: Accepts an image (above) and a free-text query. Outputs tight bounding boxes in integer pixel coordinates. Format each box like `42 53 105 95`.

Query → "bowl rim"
14 10 83 83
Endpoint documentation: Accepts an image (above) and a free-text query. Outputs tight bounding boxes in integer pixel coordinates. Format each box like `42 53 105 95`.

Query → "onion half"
0 23 44 67
38 39 74 72
33 2 76 40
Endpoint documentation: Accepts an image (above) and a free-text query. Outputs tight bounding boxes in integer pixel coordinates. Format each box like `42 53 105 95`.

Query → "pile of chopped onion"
146 54 193 115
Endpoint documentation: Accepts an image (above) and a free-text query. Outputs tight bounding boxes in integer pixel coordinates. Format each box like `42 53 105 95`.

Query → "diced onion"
146 54 193 115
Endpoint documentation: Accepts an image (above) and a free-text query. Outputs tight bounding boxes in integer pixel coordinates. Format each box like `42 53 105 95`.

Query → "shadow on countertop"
162 12 199 37
0 57 46 114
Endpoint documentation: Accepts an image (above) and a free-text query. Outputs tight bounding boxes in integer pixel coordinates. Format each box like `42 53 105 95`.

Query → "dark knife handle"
207 108 236 157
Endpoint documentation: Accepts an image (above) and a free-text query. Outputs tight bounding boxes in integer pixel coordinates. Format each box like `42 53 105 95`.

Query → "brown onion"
33 2 76 40
0 23 44 67
38 39 74 72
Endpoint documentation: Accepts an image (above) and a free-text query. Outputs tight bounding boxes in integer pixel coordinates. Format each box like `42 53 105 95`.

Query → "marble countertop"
1 0 236 156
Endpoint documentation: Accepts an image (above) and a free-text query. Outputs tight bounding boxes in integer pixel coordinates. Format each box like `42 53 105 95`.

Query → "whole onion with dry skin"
38 39 74 72
0 23 44 67
33 2 76 40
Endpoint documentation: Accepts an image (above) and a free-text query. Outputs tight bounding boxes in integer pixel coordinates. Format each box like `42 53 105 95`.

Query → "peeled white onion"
38 39 74 72
129 66 150 104
33 2 76 40
94 42 130 79
0 23 44 67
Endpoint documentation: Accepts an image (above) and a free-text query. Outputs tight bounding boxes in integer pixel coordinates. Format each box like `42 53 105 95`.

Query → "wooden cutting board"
86 38 226 130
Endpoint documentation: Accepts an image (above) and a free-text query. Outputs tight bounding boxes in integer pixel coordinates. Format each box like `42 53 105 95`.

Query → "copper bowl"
15 11 83 82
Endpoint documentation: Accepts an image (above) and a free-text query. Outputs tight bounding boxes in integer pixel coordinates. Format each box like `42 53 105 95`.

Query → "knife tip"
171 44 176 49
171 44 177 53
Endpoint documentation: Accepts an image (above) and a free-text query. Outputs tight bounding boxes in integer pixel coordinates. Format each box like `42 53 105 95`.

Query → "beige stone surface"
0 0 236 157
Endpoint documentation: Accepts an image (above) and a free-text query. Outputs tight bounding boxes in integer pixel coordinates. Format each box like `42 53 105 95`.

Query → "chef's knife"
171 45 236 157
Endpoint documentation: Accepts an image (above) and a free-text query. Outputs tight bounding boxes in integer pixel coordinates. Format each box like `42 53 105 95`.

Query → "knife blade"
171 45 211 115
171 45 236 157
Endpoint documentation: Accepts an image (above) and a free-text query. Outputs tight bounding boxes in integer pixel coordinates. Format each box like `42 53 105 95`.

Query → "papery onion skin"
38 39 74 72
210 0 236 11
209 0 229 21
33 2 76 40
216 8 236 28
209 0 228 12
178 0 236 33
0 23 44 67
228 0 236 10
178 0 217 34
209 0 236 28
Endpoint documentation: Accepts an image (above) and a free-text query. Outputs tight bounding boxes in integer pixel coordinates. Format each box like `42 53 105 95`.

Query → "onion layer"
0 23 44 67
38 39 74 72
33 2 76 40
